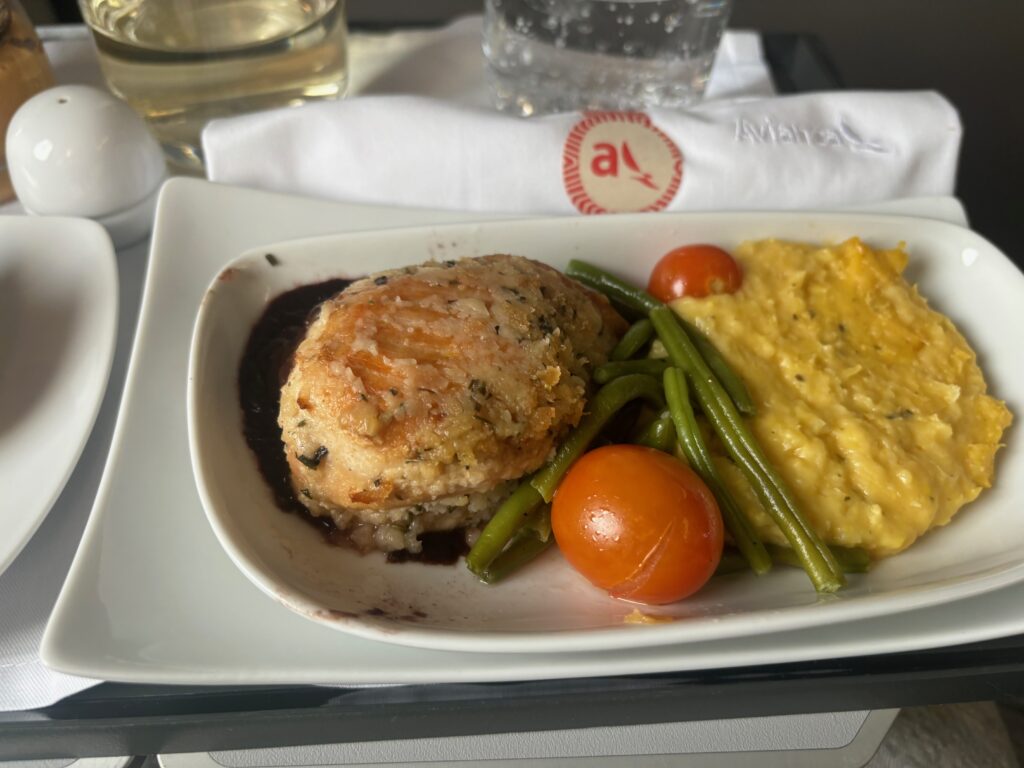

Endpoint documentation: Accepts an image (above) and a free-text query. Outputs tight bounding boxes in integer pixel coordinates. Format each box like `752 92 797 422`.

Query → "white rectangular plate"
187 209 1022 654
41 179 1024 684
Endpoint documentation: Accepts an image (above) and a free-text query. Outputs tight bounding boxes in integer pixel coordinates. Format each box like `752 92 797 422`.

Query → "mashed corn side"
671 238 1013 558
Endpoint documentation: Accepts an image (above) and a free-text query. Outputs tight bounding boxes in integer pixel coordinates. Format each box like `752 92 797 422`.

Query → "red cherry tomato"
551 445 724 605
648 245 743 301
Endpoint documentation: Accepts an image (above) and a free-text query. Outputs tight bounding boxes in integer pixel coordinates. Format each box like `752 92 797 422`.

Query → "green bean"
678 318 756 417
479 530 554 584
633 416 676 453
524 503 552 543
601 400 645 445
672 441 692 469
566 259 842 589
469 374 663 577
567 261 660 315
627 406 661 439
611 319 654 361
571 259 753 415
834 546 871 574
531 374 665 502
718 545 871 577
663 368 772 576
651 306 844 592
466 481 543 577
593 358 670 385
768 544 871 574
715 549 750 576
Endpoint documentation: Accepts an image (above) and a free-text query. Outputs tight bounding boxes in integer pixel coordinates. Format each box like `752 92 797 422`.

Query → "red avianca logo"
563 112 683 215
590 141 658 190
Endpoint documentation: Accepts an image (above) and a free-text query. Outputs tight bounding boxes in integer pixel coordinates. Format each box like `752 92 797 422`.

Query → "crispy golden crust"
279 255 626 525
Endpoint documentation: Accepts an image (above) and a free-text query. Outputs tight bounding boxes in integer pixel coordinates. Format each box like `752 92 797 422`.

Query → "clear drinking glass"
79 0 348 171
483 0 732 116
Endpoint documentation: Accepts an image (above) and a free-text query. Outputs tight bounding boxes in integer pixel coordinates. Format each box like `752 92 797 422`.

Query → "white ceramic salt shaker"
5 84 166 248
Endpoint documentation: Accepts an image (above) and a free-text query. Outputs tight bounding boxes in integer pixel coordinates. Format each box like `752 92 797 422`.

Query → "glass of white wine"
80 0 348 172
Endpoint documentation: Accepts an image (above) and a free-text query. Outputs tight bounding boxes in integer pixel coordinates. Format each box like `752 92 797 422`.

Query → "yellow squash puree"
671 238 1012 558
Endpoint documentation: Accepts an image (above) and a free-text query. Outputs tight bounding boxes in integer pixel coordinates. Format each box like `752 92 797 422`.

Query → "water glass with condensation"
483 0 733 116
79 0 349 172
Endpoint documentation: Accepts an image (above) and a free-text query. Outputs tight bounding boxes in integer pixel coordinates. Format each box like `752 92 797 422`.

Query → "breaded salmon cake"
279 254 626 553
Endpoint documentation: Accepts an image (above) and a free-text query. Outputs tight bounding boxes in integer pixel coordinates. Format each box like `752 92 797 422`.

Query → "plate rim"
188 208 1023 654
0 216 118 577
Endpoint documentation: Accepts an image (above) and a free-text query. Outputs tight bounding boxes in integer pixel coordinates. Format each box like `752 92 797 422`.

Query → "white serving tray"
42 179 1024 685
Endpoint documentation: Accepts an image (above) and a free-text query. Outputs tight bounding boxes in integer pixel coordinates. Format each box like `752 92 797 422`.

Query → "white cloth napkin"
205 89 960 214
